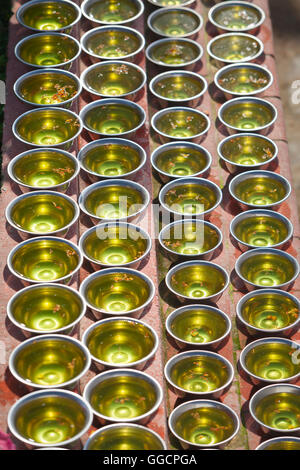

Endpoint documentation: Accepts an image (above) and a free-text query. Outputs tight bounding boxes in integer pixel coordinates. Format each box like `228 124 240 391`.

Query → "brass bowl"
208 1 265 34
7 283 86 336
165 350 234 397
249 384 300 433
81 0 144 26
79 268 155 318
256 437 300 451
236 289 300 336
218 97 277 134
78 138 146 181
159 177 222 218
15 32 81 69
230 210 293 251
7 236 83 285
79 222 151 269
84 423 166 450
166 260 229 303
148 7 203 38
80 61 146 100
215 63 273 99
151 142 212 182
218 133 278 173
166 304 231 349
12 108 82 150
7 389 93 448
235 248 299 291
6 191 79 238
168 399 240 449
207 32 264 66
81 26 145 63
83 369 162 424
82 317 158 370
159 219 222 261
149 71 207 107
7 148 79 192
147 0 196 6
16 0 81 33
146 38 203 69
240 338 300 385
14 69 82 108
9 335 91 390
152 107 210 143
78 179 150 223
79 98 145 140
229 170 291 210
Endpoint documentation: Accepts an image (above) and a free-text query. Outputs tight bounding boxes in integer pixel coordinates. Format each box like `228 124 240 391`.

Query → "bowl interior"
82 225 148 265
153 74 204 101
87 426 164 450
155 145 208 176
13 338 87 386
12 151 77 188
163 182 217 215
11 239 80 282
20 1 78 30
233 215 289 248
254 392 300 431
150 39 199 65
170 308 228 344
151 9 200 37
83 103 142 135
240 292 299 331
222 101 274 130
86 319 155 365
18 72 79 105
81 142 142 177
16 109 80 146
210 35 261 62
233 176 287 206
18 34 79 67
14 395 89 445
240 253 296 287
217 66 270 94
221 135 276 166
84 63 143 97
155 110 207 138
161 221 220 255
212 4 262 31
260 440 300 451
170 264 226 299
88 375 157 419
84 272 151 313
85 0 140 23
151 0 192 5
84 29 141 58
10 285 84 332
10 193 76 234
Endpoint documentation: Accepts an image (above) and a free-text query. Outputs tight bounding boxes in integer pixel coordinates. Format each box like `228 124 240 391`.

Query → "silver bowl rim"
77 137 147 180
81 0 144 26
158 218 223 259
256 436 300 450
147 6 203 39
165 259 230 301
146 0 196 7
149 70 208 103
146 37 203 68
7 388 93 447
80 60 147 99
78 178 150 222
12 106 83 148
207 32 264 64
235 247 300 289
7 282 86 335
228 169 292 208
80 25 145 61
165 303 232 347
164 349 235 396
7 147 80 190
83 367 163 422
158 176 222 217
236 288 300 334
14 68 82 108
81 316 159 368
16 0 82 33
79 267 156 316
230 208 294 249
9 333 91 389
14 31 82 69
7 236 83 284
5 190 80 237
78 221 152 267
208 1 266 33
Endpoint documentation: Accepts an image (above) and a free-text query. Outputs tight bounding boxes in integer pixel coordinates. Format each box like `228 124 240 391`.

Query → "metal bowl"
148 7 203 38
81 0 144 26
208 1 265 34
207 32 264 66
146 37 203 69
146 0 196 7
256 436 300 450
